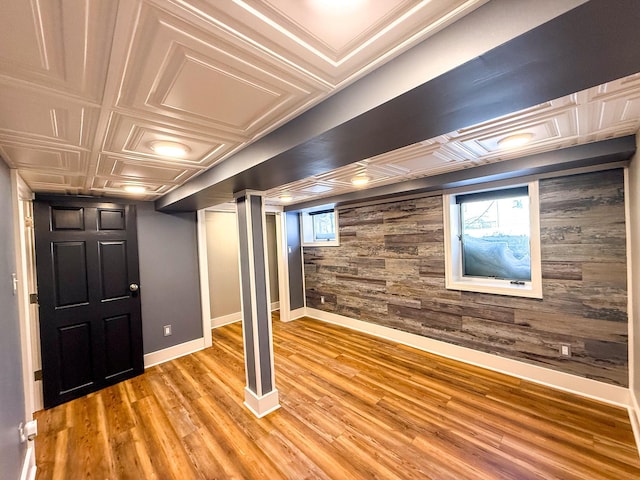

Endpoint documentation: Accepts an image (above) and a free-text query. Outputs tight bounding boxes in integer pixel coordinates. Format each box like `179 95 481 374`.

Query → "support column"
235 191 280 417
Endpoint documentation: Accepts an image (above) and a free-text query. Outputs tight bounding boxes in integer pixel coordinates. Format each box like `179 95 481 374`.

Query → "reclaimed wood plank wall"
304 169 628 386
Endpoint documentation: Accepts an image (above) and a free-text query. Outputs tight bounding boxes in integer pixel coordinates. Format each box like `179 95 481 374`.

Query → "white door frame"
277 211 292 322
197 209 213 348
10 170 42 416
197 205 290 342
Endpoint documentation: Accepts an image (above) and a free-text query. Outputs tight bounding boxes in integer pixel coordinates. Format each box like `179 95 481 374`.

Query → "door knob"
129 283 139 292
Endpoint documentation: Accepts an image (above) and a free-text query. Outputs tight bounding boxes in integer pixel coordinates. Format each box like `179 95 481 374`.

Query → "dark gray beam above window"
156 0 640 212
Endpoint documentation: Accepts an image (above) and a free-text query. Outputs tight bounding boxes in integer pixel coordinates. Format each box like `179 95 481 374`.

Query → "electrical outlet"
320 295 325 304
163 325 172 337
560 344 571 357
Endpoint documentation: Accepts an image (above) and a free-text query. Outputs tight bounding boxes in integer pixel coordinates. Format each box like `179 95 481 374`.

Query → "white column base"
244 387 280 418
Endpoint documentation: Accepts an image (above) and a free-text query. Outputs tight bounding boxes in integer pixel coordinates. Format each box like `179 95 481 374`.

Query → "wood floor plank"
35 316 640 479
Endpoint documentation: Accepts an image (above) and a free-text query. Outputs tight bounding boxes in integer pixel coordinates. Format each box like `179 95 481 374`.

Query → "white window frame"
301 208 340 247
443 180 542 299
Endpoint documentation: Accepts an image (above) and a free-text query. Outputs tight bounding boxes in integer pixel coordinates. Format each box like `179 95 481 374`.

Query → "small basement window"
443 181 542 298
301 208 339 246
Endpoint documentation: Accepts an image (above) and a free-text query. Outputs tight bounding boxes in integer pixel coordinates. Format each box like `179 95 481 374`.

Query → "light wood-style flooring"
35 316 640 479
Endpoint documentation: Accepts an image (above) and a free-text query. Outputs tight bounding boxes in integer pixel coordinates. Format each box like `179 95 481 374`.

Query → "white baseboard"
305 307 631 408
211 312 242 329
244 387 280 418
20 441 36 480
212 304 279 329
144 337 206 368
630 391 640 454
288 307 306 321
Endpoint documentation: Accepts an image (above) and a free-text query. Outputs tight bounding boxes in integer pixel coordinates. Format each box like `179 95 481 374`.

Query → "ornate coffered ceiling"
1 0 638 207
0 0 487 200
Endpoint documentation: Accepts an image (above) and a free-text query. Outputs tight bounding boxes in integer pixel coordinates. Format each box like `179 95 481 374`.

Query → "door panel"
51 207 84 230
58 322 93 393
98 208 125 230
35 197 143 408
53 242 89 307
104 314 133 378
99 242 129 300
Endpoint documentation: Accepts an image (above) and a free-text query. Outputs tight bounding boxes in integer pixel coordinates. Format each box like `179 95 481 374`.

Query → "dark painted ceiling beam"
156 0 640 212
286 135 637 211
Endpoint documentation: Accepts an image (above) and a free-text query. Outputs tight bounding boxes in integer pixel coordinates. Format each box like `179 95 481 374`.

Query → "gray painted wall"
265 214 279 303
136 202 202 353
286 212 305 310
0 160 26 478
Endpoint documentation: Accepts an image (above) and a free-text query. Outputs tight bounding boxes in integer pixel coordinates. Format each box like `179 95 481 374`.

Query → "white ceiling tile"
96 155 199 185
0 83 98 147
117 3 323 137
103 113 234 167
0 0 117 100
0 142 87 173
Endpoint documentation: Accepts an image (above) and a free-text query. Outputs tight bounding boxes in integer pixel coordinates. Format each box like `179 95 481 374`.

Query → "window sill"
302 240 340 247
446 278 542 299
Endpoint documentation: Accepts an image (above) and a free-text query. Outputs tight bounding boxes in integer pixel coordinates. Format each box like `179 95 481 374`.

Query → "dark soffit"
156 0 640 212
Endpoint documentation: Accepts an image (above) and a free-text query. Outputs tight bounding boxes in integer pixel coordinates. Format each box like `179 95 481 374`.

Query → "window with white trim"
443 181 542 298
301 208 339 246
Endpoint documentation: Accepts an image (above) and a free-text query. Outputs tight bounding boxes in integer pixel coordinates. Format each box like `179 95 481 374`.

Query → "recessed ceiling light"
498 133 534 150
280 194 293 203
309 0 366 12
150 141 190 157
351 174 370 187
124 185 146 194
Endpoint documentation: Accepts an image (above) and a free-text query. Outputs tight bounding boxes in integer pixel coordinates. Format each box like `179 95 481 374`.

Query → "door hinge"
34 370 43 381
24 216 34 228
29 293 38 304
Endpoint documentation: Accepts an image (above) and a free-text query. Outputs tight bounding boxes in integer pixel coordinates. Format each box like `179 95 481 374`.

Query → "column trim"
244 387 280 418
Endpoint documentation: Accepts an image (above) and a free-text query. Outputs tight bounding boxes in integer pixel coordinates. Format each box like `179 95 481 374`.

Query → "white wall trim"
211 312 242 328
143 337 206 369
305 307 631 408
211 304 277 330
196 210 213 348
19 441 36 480
626 155 640 455
287 307 306 322
244 387 280 418
625 167 635 392
630 391 640 455
277 212 292 322
10 170 40 418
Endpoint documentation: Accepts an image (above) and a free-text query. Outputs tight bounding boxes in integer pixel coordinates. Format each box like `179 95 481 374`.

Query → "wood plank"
35 316 640 479
305 170 629 387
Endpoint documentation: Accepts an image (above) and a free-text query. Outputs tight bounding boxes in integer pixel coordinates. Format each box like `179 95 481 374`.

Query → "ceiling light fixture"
498 133 534 150
310 0 366 11
124 185 147 194
150 141 190 157
351 174 370 187
280 194 293 203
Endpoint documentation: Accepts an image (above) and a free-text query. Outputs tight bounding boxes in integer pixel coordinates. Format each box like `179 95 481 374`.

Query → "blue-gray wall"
0 160 26 478
285 212 305 310
136 202 202 353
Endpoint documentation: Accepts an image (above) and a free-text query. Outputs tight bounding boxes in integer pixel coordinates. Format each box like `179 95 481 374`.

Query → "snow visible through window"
460 193 531 281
